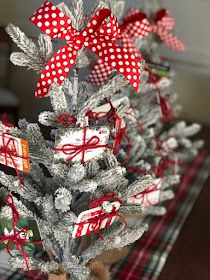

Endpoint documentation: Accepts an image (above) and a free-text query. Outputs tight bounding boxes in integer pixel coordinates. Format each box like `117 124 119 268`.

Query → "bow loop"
5 194 20 224
58 114 77 127
121 10 151 38
154 9 175 30
30 1 75 41
84 8 120 42
86 136 100 146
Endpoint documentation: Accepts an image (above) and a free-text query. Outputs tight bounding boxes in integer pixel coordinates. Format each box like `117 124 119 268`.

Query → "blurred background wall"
0 0 210 123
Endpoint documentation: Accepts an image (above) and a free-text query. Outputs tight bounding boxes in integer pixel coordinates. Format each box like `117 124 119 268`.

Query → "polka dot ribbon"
30 1 141 98
87 10 150 87
87 8 185 88
151 9 186 52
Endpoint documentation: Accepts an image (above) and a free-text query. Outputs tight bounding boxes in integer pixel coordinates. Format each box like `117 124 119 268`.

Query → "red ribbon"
89 191 122 208
30 1 141 98
124 105 145 134
158 94 173 121
104 100 125 154
154 137 182 177
0 195 44 271
86 100 131 155
76 192 126 239
0 132 27 187
1 114 14 128
54 127 112 164
145 67 173 120
85 110 107 122
154 158 179 178
58 114 77 127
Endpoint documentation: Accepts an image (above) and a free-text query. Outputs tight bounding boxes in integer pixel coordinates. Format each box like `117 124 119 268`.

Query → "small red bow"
155 158 178 178
89 191 122 209
76 192 126 239
0 195 44 271
58 114 77 127
30 1 142 98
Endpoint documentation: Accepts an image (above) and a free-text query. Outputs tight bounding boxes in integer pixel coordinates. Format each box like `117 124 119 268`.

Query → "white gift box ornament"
54 126 110 163
128 179 161 207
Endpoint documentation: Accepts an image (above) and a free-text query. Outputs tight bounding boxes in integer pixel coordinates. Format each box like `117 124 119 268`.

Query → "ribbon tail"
156 28 186 52
165 34 186 52
35 44 79 98
20 243 30 271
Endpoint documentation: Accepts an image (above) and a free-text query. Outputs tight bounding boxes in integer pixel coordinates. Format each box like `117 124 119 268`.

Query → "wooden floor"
159 127 210 280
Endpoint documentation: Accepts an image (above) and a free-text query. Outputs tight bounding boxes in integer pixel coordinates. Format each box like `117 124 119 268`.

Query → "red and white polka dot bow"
151 9 186 52
30 1 142 98
87 10 150 87
87 8 185 88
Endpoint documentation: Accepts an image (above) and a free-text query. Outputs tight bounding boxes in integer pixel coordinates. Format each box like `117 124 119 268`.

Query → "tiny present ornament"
0 195 44 271
72 192 125 238
0 218 44 255
128 179 161 206
54 126 111 163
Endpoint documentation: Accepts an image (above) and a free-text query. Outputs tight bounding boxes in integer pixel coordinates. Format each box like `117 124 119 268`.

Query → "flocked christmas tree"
0 0 203 279
86 0 203 218
0 1 158 279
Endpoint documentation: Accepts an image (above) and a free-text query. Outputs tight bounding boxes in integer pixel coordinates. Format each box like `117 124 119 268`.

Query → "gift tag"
54 126 110 163
0 133 30 173
128 179 161 206
72 201 121 238
0 218 44 254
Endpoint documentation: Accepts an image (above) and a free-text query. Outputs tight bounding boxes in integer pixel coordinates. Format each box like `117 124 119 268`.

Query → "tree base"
48 267 67 280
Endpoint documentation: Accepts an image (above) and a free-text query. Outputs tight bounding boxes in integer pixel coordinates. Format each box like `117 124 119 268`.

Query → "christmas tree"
87 0 203 218
0 0 203 279
0 1 154 279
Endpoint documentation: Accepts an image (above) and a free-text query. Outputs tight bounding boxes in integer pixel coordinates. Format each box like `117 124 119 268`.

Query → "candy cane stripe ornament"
30 1 142 98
